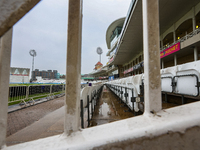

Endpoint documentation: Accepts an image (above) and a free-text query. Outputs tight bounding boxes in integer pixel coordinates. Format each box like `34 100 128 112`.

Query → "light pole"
29 49 37 81
96 47 103 63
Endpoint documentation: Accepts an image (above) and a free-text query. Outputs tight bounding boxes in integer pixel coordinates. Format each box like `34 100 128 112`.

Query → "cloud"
11 0 131 75
81 0 131 74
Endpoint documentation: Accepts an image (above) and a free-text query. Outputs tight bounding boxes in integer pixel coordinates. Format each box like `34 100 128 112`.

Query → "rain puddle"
89 86 134 127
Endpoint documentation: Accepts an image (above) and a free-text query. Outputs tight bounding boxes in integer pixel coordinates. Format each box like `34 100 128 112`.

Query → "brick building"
32 69 58 80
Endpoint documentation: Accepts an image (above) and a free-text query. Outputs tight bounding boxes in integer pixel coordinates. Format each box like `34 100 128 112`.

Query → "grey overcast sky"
11 0 131 75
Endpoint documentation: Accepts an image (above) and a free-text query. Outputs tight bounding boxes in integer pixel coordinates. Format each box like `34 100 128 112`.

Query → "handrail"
80 85 103 128
105 83 141 114
160 28 200 52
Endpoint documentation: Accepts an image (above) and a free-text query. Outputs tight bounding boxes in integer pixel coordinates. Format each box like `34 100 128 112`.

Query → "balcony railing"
160 28 200 52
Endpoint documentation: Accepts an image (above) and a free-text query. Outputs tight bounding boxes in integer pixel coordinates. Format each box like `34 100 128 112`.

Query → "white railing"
160 28 200 52
8 84 65 106
110 35 118 49
106 60 200 113
80 84 103 128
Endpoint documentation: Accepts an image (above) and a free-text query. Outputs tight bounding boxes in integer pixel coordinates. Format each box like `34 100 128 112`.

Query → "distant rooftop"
95 61 103 66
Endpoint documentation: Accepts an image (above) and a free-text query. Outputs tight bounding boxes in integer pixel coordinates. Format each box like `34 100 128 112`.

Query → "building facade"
32 69 58 80
10 67 30 83
91 0 200 81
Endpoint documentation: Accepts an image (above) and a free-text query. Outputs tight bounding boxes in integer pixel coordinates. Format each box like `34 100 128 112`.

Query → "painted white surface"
80 85 103 108
176 69 199 96
161 77 172 92
4 101 200 150
9 75 29 83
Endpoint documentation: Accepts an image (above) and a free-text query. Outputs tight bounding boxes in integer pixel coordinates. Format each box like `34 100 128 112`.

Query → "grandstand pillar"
65 0 82 135
173 24 176 42
0 28 12 148
161 60 164 69
192 7 196 31
118 65 124 77
142 0 162 114
160 36 163 48
194 46 198 61
174 55 177 66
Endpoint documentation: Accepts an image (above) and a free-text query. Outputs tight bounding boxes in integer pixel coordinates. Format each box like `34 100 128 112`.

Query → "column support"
174 54 177 66
65 0 82 135
173 24 176 43
143 0 162 114
194 46 198 61
0 28 13 148
161 59 164 69
160 35 163 49
192 7 196 31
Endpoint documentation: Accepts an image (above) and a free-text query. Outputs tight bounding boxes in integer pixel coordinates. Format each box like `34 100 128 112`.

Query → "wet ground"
89 86 134 127
7 96 64 137
161 93 200 109
89 85 196 127
6 85 199 146
162 101 179 109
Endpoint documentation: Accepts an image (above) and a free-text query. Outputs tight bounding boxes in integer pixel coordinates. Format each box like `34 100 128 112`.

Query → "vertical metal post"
165 93 168 103
91 92 93 117
121 87 123 100
62 84 64 92
87 95 90 127
182 95 186 105
0 28 13 148
174 55 177 66
80 99 84 128
125 87 128 103
50 85 52 94
26 86 29 100
143 0 162 114
65 0 83 135
94 90 96 107
131 89 135 113
194 46 198 61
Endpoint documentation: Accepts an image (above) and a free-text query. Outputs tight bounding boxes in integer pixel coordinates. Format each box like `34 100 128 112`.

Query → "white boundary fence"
8 84 65 106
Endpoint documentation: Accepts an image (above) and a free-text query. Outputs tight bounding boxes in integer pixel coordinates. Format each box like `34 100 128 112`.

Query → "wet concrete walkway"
6 85 183 146
90 86 134 127
6 97 65 146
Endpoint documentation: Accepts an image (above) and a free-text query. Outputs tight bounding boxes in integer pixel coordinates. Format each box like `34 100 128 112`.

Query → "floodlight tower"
96 47 103 63
29 49 37 81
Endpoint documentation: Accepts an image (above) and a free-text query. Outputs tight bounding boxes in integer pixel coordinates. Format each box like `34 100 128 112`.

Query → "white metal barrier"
8 84 65 106
161 60 200 96
106 60 200 114
80 84 103 128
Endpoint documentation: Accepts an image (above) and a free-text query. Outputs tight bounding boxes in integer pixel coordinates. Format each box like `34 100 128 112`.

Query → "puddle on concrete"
89 86 134 127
